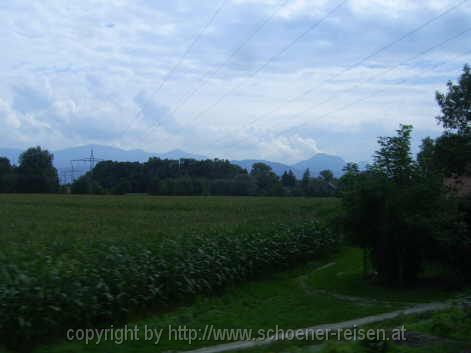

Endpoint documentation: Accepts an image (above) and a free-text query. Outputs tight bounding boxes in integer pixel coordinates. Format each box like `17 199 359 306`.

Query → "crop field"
0 195 341 350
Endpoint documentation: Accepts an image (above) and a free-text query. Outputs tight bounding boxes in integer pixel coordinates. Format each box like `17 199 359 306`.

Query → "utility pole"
71 148 103 172
70 148 104 181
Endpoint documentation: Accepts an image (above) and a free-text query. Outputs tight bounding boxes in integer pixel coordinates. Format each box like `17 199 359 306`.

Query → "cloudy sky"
1 0 470 163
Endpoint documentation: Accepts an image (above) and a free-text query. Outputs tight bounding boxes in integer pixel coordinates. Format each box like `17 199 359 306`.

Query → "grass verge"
28 248 460 353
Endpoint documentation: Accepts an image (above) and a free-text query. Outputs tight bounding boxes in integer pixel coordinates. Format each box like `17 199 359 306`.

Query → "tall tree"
301 168 310 191
417 137 436 177
281 170 296 187
319 169 334 183
17 147 59 193
0 157 12 175
373 124 415 185
436 64 471 135
339 163 360 193
0 157 15 193
430 65 471 177
343 125 469 286
250 163 279 195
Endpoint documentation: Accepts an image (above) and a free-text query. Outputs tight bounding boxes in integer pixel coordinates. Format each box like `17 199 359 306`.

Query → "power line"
184 0 348 124
259 26 471 126
251 0 469 123
154 0 228 96
206 0 468 152
137 0 468 155
71 149 104 173
126 0 228 132
296 49 471 126
166 0 290 119
212 34 471 150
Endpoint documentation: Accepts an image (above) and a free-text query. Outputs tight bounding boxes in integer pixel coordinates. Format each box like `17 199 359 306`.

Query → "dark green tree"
433 132 471 176
71 175 104 194
342 125 468 286
429 64 471 177
339 163 360 192
319 169 334 183
0 157 16 193
281 170 296 187
417 137 436 177
373 124 415 185
301 168 311 193
436 64 471 135
17 147 59 193
0 157 11 174
232 174 257 195
250 163 280 195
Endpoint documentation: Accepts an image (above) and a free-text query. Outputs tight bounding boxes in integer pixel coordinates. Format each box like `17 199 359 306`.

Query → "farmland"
0 195 341 350
0 195 467 353
0 194 340 241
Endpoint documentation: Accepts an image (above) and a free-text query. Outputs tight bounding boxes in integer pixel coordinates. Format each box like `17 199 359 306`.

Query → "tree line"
0 147 59 193
0 147 339 197
339 65 471 287
71 158 339 197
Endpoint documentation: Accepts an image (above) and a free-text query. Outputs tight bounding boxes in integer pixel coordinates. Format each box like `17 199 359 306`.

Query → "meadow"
0 195 340 245
0 195 341 350
1 195 465 353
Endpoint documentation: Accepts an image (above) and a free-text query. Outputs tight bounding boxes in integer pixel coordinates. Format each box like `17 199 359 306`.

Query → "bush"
71 176 105 194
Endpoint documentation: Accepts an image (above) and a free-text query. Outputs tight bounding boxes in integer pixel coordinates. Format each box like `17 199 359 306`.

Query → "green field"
32 247 460 353
0 195 464 353
0 195 341 351
0 194 340 245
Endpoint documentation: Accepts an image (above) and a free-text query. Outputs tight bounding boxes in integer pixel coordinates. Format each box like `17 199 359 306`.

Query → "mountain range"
0 144 353 178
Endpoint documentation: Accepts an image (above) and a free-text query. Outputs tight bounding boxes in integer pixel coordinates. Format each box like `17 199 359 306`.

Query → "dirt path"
181 302 452 353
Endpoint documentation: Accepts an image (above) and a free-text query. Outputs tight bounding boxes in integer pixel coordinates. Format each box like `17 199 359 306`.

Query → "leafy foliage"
341 66 471 287
373 125 414 185
0 220 339 350
0 157 16 193
70 159 338 197
281 170 297 187
341 125 469 287
17 147 59 193
0 146 59 193
431 132 471 176
436 64 471 135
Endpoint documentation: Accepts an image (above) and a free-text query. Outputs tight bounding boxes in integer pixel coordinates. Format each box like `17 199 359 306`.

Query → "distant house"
445 176 471 197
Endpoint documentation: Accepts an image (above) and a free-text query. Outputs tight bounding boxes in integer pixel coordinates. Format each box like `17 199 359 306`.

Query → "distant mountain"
233 154 347 178
53 146 208 172
159 149 206 160
0 145 352 179
53 145 157 170
232 159 302 178
292 153 347 177
0 145 206 173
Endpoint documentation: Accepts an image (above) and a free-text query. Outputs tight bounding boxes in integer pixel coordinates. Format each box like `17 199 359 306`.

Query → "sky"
0 0 470 163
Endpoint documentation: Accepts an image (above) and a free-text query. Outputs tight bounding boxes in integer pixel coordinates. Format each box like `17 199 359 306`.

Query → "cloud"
0 0 469 162
133 92 181 133
258 133 320 163
0 98 21 129
232 0 470 20
12 85 52 114
348 0 467 19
